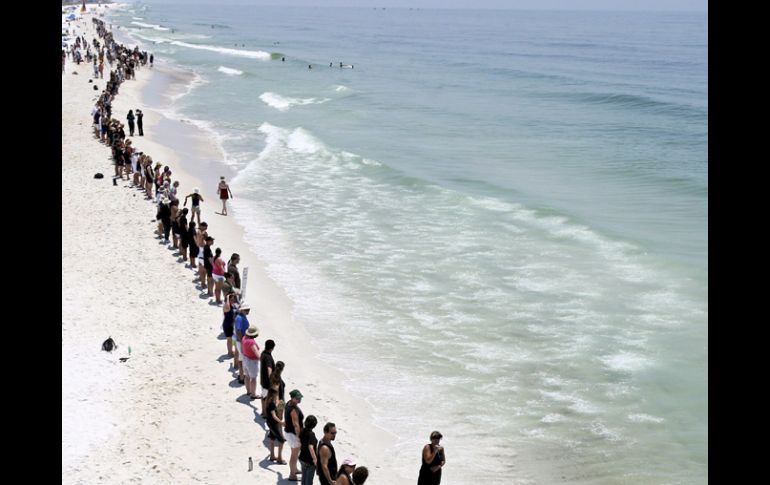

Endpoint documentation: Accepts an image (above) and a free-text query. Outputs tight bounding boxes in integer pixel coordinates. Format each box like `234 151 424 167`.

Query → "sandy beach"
62 5 403 484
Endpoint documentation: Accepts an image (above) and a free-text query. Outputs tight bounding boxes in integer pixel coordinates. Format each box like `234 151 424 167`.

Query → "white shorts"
242 356 259 379
191 206 201 213
235 340 242 355
285 432 300 449
212 274 225 282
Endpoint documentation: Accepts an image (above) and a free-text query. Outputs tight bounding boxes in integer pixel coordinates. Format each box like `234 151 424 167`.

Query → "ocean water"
110 4 707 483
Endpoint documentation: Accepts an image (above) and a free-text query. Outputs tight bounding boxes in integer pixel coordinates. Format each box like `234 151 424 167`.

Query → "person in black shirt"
136 109 144 135
317 422 338 485
284 389 305 480
260 339 276 418
265 388 286 464
417 431 446 485
299 415 318 485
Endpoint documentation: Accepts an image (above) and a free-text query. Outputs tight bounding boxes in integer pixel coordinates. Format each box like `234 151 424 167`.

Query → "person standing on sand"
222 290 238 357
417 431 446 485
187 221 198 269
212 247 226 304
299 415 319 485
227 253 241 289
266 388 287 465
184 188 204 225
317 422 338 485
126 109 135 136
241 326 261 400
217 176 233 215
150 53 154 67
284 389 305 481
135 108 144 135
233 302 251 385
260 339 276 418
203 236 215 297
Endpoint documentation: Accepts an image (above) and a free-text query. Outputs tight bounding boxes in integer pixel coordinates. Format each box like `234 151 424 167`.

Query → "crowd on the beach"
71 15 447 485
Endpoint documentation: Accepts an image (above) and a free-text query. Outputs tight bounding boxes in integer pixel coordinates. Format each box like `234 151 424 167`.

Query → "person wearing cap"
233 303 251 385
299 415 319 485
284 389 305 481
184 188 204 225
336 457 356 485
241 325 261 400
417 431 446 485
317 422 338 485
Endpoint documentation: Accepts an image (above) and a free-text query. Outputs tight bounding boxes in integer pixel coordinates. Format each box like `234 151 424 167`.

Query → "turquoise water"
112 4 707 483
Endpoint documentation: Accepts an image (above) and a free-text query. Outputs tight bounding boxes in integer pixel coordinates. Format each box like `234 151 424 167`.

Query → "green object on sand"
128 346 132 355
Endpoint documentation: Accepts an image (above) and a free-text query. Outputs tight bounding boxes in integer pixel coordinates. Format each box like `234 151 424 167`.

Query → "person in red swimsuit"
217 176 234 216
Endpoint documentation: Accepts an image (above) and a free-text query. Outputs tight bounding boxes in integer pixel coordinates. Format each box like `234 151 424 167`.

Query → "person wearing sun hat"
284 389 305 481
241 324 261 400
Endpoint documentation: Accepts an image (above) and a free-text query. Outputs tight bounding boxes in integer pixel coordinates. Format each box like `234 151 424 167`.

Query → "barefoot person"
217 176 233 215
184 188 204 225
284 389 305 481
241 326 261 400
266 388 286 465
212 248 227 304
417 431 446 485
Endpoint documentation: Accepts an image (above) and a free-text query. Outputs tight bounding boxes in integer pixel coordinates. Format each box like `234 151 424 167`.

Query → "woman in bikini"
217 176 233 216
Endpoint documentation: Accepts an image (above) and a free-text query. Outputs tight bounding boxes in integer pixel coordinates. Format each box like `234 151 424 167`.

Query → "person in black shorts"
266 388 286 464
222 290 237 357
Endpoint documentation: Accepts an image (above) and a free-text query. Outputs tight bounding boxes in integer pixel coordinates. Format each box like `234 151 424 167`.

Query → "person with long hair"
266 388 286 465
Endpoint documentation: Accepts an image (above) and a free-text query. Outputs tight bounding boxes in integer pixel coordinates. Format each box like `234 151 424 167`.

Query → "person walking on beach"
260 339 276 418
184 188 204 225
299 415 319 485
417 431 446 485
126 109 135 137
317 422 338 485
241 326 261 400
217 176 233 216
284 389 305 481
135 108 144 135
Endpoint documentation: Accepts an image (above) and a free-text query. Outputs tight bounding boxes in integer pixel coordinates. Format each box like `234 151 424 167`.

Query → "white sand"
62 6 405 484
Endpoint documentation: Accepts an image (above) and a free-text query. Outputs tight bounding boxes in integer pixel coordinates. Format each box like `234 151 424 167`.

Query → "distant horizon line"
127 2 707 13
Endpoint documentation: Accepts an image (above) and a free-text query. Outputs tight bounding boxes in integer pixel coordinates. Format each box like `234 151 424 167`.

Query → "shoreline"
63 6 405 484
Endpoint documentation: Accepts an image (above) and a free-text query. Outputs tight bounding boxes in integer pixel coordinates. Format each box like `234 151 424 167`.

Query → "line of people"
84 15 446 485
